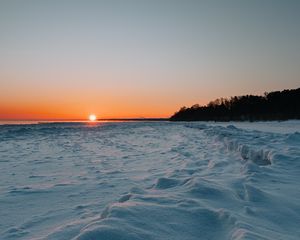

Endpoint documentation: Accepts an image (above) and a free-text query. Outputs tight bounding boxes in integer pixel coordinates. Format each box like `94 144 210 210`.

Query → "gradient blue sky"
0 0 299 119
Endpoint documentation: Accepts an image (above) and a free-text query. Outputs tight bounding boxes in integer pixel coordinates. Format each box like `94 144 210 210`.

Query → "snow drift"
0 121 299 239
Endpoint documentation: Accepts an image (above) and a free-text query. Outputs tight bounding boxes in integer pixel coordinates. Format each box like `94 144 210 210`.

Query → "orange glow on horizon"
0 87 208 120
0 101 181 120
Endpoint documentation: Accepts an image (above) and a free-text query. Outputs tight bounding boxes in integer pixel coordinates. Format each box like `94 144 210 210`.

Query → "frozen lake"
0 121 299 239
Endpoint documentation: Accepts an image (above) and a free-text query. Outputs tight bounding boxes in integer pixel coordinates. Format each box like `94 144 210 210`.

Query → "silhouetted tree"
170 88 300 121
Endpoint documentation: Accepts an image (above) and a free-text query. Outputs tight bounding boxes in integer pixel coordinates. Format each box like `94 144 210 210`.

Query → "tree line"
170 87 300 121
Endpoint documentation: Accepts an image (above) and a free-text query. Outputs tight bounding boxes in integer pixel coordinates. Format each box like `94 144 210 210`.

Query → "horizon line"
0 117 170 121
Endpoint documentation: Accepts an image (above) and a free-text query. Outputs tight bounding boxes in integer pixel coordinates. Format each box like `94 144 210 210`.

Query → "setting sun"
89 114 97 121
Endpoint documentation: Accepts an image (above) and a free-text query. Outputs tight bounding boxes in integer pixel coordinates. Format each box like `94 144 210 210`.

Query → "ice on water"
0 121 299 239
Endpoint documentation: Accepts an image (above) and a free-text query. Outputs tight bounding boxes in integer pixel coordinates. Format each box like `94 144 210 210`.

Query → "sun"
89 114 97 121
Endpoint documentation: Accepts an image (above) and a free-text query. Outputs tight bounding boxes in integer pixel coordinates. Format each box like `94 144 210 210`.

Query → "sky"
0 0 299 120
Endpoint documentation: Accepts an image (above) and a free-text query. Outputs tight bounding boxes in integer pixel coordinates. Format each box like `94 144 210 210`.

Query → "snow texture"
0 121 299 240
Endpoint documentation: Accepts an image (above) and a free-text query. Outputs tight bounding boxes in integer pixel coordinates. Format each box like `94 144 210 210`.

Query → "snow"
0 121 299 239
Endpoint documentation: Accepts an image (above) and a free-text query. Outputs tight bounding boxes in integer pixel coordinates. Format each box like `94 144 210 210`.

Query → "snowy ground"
0 121 299 240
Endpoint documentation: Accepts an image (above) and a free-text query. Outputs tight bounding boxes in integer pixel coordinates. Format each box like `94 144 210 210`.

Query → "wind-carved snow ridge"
203 124 273 166
0 121 299 240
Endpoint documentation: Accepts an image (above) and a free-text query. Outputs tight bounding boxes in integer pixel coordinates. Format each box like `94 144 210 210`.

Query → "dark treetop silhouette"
170 88 300 121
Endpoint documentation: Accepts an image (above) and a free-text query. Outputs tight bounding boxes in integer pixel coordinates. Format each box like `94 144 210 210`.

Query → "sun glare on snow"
89 114 97 121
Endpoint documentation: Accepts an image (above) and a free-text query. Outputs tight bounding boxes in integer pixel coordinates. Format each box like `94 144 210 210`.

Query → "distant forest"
170 88 300 121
